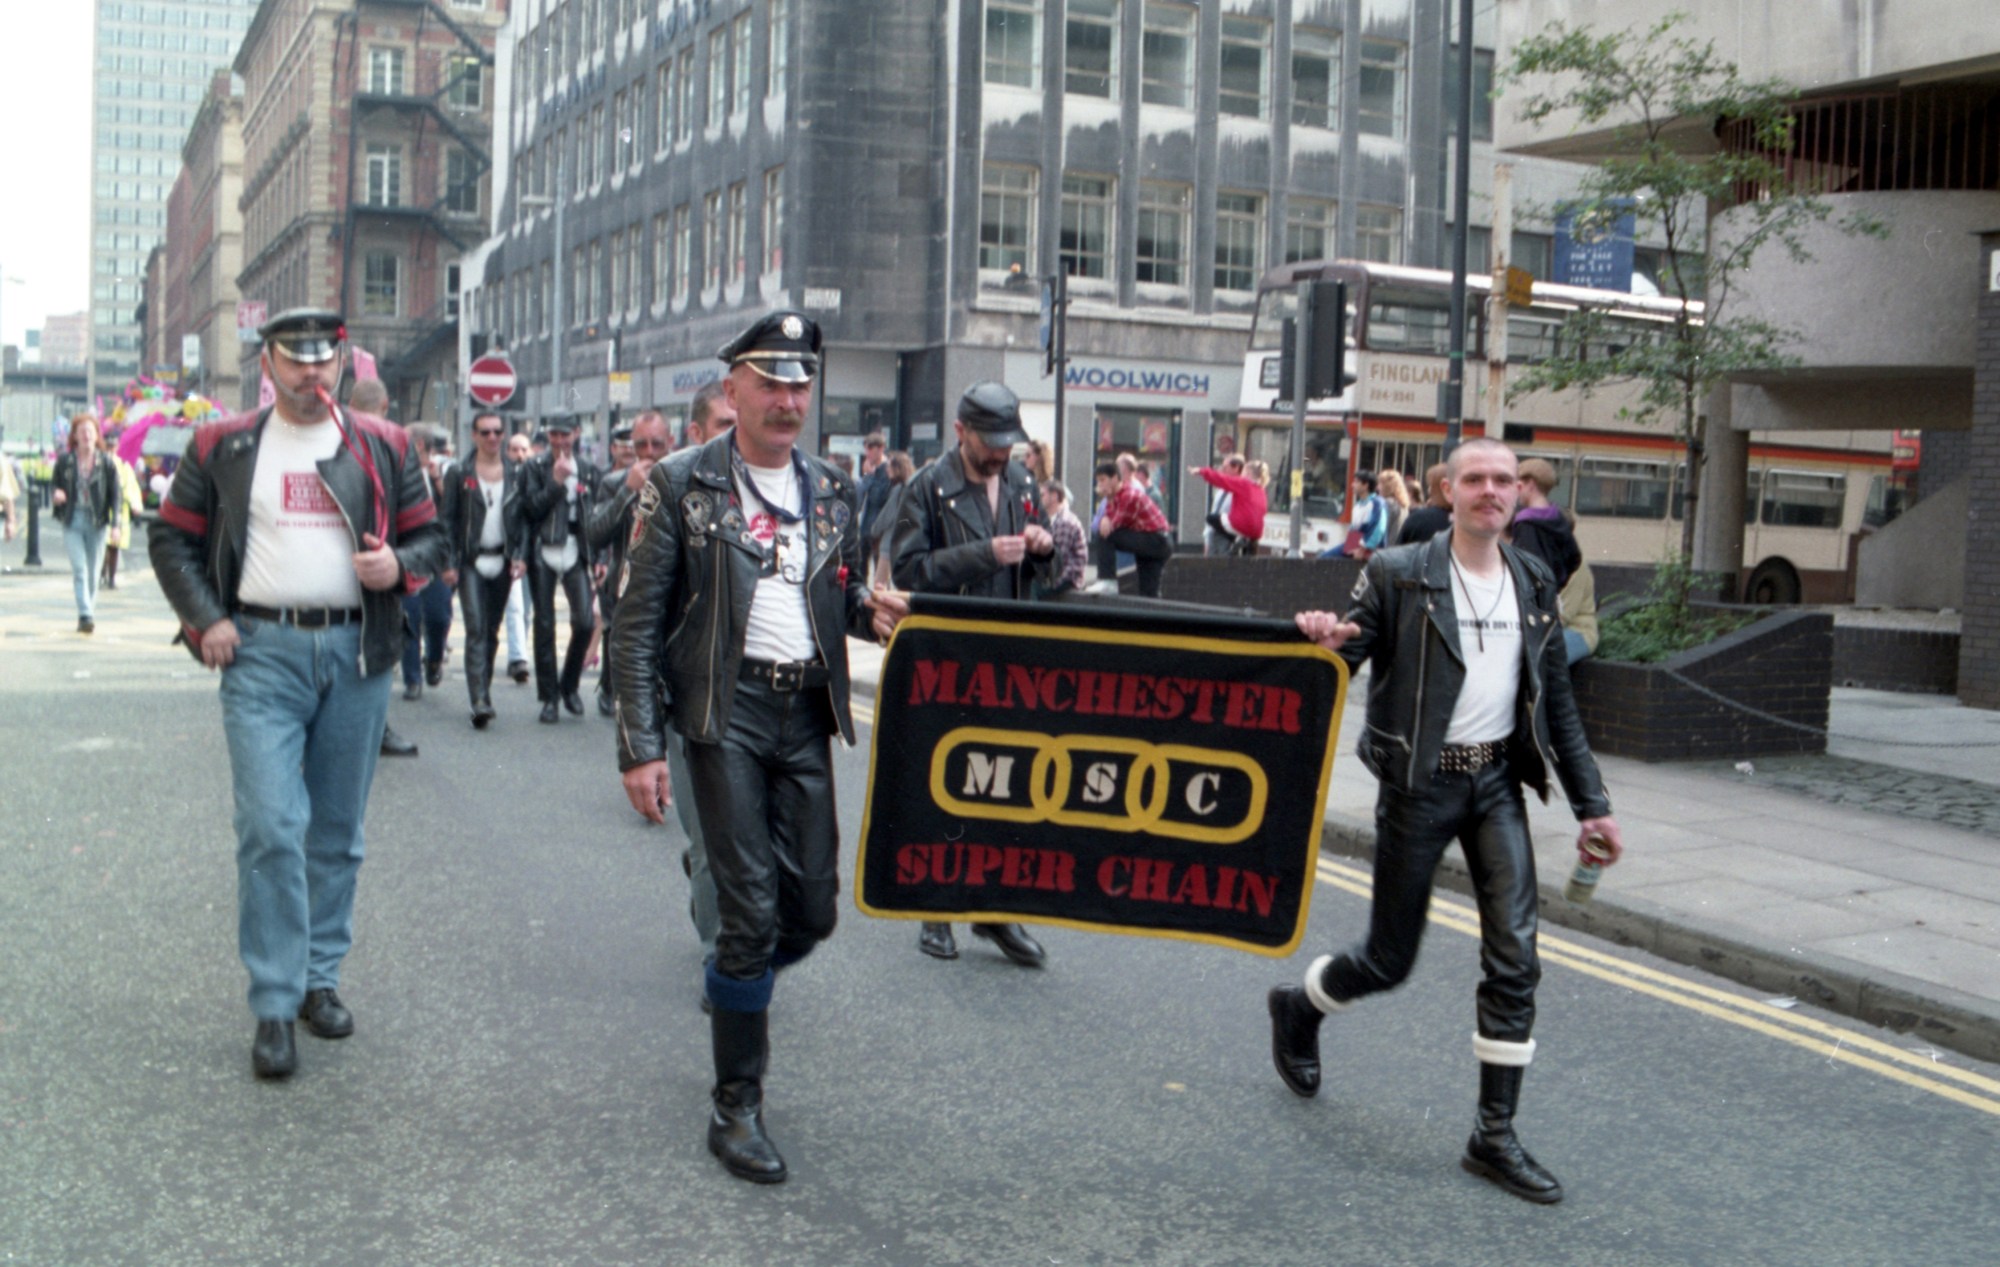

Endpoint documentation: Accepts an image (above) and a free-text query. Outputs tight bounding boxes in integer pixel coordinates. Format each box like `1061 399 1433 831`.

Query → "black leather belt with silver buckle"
740 658 830 691
1438 740 1505 775
236 603 364 629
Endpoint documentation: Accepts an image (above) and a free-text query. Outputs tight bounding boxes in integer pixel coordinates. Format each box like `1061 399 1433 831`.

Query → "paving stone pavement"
1708 754 2000 838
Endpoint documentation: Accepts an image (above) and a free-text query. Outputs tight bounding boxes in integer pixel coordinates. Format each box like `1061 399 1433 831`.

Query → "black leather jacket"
148 408 449 676
1339 532 1611 819
51 450 122 530
608 434 877 768
518 450 604 564
587 463 644 590
437 457 528 570
889 448 1053 599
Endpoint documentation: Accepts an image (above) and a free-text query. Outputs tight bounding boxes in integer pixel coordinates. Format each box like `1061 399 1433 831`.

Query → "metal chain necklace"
1449 553 1507 654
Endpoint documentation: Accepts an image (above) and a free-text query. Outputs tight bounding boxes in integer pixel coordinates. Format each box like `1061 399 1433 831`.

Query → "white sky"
0 3 96 350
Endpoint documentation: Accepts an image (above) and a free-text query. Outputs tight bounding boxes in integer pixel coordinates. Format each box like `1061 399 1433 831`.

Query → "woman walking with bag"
50 415 122 633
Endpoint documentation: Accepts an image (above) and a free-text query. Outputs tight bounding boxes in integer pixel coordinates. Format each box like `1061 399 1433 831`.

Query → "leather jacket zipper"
1409 600 1429 786
699 530 725 736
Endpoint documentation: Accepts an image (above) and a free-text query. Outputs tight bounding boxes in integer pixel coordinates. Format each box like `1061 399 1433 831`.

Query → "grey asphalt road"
3 595 1998 1266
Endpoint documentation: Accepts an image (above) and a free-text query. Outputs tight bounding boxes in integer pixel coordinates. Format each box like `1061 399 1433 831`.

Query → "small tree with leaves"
1506 14 1883 559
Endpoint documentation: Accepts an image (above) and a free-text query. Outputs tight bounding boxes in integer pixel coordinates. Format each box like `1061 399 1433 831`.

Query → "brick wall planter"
1572 611 1834 761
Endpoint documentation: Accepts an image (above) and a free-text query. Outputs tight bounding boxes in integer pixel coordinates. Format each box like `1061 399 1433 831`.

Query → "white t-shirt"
237 411 364 609
738 459 817 663
539 471 581 573
1443 560 1521 745
475 472 507 578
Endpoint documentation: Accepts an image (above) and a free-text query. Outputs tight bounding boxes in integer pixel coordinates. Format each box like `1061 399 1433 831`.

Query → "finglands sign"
467 353 518 407
857 596 1348 956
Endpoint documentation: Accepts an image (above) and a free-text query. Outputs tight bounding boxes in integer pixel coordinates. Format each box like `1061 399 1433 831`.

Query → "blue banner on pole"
1553 202 1637 291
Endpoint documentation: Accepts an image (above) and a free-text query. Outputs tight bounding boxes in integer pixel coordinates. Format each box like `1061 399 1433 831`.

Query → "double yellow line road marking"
1317 856 2000 1118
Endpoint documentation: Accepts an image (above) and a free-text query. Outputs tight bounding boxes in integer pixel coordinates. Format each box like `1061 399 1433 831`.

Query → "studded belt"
740 658 830 691
1437 740 1506 775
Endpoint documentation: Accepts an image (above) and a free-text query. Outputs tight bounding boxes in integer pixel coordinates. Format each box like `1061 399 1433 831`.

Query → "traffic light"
1304 281 1356 399
1273 317 1297 399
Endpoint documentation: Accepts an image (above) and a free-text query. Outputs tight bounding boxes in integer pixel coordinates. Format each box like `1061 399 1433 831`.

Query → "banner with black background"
857 596 1349 957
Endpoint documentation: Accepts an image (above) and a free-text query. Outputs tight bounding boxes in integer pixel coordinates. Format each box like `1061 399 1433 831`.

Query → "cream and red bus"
1235 261 1900 603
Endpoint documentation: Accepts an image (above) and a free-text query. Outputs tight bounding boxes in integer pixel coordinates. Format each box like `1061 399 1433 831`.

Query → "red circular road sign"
467 353 518 406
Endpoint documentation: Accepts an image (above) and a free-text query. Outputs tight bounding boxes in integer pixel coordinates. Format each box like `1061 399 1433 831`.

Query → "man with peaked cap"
889 381 1057 968
518 413 605 722
438 408 528 728
610 310 907 1184
149 308 449 1080
588 411 670 716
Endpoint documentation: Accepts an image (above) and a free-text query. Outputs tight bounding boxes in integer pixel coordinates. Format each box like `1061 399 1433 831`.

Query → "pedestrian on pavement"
503 430 534 685
889 380 1056 968
0 450 20 541
1040 480 1088 596
856 431 892 564
1397 462 1451 545
1508 458 1582 592
1022 437 1055 489
1192 455 1269 556
587 410 671 717
1091 460 1173 597
610 310 906 1185
1560 560 1599 666
519 414 603 723
868 450 914 586
441 409 526 728
397 423 457 702
51 414 121 633
148 308 449 1080
99 432 144 591
1377 469 1413 546
1269 437 1623 1205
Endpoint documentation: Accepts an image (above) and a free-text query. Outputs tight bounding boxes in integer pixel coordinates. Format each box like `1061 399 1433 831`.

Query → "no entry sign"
467 353 518 406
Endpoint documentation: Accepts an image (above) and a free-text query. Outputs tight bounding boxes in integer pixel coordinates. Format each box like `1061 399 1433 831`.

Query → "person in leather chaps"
442 410 525 728
518 415 601 722
609 311 906 1184
1269 437 1624 1205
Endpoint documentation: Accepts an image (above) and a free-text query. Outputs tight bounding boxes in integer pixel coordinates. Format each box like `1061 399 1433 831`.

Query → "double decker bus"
1236 261 1899 603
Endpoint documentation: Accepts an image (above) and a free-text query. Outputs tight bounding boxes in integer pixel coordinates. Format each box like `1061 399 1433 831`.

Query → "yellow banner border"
855 612 1349 957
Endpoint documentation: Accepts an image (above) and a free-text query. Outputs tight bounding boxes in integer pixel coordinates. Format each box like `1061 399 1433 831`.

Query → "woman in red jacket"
1191 457 1269 556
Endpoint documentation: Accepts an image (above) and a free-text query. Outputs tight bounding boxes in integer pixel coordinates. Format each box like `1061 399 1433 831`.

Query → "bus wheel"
1744 558 1801 605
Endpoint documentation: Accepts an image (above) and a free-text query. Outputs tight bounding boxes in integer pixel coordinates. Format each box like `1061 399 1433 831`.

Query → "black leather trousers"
686 677 840 987
458 564 512 705
529 555 594 700
1325 761 1541 1042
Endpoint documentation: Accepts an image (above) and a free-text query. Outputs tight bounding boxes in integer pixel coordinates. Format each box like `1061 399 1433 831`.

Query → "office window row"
983 1 1410 137
526 0 790 125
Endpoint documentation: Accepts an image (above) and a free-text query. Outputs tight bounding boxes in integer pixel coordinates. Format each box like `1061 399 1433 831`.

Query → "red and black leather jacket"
147 407 449 676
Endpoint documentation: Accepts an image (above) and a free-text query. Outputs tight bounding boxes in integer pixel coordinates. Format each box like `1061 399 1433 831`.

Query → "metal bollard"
23 476 45 567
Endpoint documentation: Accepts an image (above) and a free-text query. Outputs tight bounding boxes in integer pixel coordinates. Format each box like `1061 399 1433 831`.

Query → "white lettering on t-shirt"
238 414 364 609
1444 561 1521 745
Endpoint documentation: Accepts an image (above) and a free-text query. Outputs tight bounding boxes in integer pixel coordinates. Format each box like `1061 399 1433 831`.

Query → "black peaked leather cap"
259 308 346 364
717 310 821 383
956 380 1027 448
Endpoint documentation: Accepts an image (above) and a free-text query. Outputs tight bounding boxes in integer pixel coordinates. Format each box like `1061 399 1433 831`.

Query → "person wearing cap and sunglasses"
149 308 449 1081
609 310 907 1185
587 411 671 717
518 413 605 723
438 409 528 728
888 380 1057 969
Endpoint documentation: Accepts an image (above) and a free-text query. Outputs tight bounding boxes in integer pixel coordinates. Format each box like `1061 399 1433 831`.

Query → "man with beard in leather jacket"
609 310 907 1185
150 308 448 1080
888 380 1056 969
1267 437 1623 1206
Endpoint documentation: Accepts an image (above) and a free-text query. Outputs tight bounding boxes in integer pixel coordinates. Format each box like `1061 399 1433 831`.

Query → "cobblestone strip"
1710 754 2000 839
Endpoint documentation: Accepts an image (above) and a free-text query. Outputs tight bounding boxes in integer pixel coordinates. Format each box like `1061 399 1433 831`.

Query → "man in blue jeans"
150 309 448 1079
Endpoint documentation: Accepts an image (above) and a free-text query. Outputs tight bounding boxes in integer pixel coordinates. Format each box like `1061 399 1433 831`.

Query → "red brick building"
149 71 249 406
233 0 505 418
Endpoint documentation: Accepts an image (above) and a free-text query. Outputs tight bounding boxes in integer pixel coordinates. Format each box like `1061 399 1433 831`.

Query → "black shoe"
78 617 95 635
425 661 444 688
539 700 560 724
972 922 1045 967
1461 1063 1563 1203
299 988 354 1039
380 726 418 757
252 1019 297 1079
597 689 615 717
472 698 495 729
403 680 423 701
509 661 531 684
917 922 957 960
709 1008 786 1184
1267 986 1323 1098
562 690 585 716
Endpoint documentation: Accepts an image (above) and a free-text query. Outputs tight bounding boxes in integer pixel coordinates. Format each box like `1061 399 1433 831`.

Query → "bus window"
1366 286 1473 355
1761 470 1844 528
1244 421 1344 520
1574 457 1670 519
1506 313 1563 364
1250 286 1298 350
1863 474 1908 529
1669 465 1760 522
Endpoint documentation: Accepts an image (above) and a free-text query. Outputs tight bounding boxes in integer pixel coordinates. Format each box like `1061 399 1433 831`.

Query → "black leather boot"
708 1006 786 1183
1267 986 1323 1098
1461 1063 1563 1204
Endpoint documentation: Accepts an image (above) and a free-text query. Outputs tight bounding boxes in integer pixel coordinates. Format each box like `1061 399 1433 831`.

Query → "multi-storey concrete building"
37 314 93 371
89 0 261 396
1499 0 1999 706
232 0 506 419
463 0 1608 533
